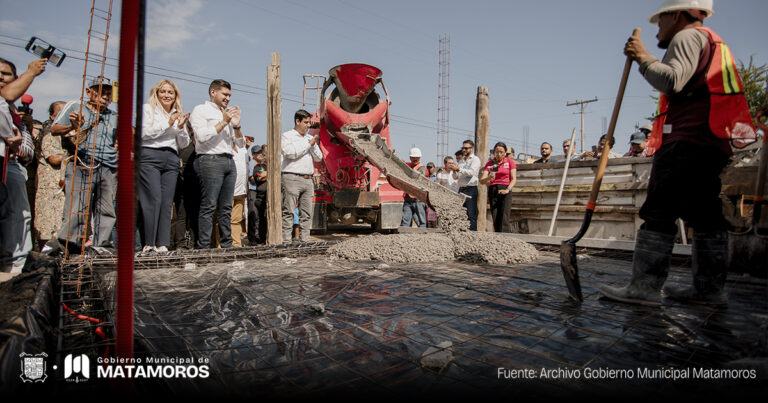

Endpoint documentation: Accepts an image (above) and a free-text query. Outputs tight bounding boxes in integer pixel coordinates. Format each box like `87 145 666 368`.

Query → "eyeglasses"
461 147 472 150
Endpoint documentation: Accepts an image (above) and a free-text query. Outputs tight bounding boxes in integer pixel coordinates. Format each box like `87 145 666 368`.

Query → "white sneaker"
155 246 169 254
138 245 155 256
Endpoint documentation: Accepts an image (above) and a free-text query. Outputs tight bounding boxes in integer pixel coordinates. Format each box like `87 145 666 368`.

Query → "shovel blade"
560 240 584 302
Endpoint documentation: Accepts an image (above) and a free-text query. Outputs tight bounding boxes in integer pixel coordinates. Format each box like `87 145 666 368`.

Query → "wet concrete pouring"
78 243 768 397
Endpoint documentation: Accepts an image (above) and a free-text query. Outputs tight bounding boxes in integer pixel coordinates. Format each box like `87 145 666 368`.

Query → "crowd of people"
530 125 652 164
398 126 654 233
0 0 757 312
0 49 664 274
0 57 301 272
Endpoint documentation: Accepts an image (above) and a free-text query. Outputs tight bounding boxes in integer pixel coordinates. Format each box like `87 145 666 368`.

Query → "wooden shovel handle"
587 28 642 206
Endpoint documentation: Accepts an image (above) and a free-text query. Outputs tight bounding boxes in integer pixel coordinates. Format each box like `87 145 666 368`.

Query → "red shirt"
483 157 516 186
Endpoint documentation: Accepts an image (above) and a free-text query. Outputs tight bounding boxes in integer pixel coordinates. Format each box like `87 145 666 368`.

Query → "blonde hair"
147 79 183 115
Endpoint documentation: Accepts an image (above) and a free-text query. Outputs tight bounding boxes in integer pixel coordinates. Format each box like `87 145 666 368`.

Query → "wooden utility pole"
266 52 282 244
566 97 598 153
474 86 489 232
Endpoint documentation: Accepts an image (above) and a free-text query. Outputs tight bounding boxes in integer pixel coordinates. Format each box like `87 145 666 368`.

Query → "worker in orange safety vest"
599 0 755 308
400 147 427 228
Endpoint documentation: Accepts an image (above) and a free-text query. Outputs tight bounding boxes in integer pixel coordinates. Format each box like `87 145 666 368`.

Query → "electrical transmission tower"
437 34 450 163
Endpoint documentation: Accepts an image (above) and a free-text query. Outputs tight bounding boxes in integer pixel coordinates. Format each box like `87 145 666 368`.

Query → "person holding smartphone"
0 57 45 271
479 142 516 233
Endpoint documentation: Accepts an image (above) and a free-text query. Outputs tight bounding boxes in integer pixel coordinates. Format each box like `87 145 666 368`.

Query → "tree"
737 56 768 127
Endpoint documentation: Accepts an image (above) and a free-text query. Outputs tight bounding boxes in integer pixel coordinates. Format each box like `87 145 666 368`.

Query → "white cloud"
27 70 83 101
146 0 205 55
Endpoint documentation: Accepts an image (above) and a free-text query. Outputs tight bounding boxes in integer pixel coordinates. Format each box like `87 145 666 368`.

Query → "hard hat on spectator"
409 147 422 158
640 124 653 134
649 0 713 24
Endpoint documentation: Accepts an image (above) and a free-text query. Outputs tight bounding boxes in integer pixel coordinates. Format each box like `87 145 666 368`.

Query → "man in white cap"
600 0 756 307
400 147 427 228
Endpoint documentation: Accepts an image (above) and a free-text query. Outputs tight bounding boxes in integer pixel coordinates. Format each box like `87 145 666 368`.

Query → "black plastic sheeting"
0 253 58 395
99 253 768 397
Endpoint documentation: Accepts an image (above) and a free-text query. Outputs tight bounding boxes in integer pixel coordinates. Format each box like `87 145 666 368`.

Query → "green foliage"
737 56 768 127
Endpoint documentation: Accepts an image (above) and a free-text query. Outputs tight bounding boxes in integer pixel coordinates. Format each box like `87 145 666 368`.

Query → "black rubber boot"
663 231 728 307
599 229 675 307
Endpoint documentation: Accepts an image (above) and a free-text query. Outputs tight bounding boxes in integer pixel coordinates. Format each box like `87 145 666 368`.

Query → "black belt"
203 153 233 158
284 172 312 179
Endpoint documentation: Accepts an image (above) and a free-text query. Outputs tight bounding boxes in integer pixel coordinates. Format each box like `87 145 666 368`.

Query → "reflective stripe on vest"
647 26 756 156
719 43 740 94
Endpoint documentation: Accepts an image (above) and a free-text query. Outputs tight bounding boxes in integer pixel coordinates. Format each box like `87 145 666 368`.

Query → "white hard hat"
409 147 422 158
649 0 714 24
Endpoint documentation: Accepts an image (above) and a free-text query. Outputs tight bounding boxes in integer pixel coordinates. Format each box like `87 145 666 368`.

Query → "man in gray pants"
52 76 118 251
281 109 322 244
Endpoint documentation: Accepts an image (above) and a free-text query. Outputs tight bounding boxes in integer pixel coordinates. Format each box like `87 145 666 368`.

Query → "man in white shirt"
551 139 576 162
436 156 459 193
448 139 481 230
189 79 244 249
281 109 322 243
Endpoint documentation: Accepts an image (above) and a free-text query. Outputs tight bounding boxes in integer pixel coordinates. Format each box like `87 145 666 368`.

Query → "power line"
0 38 481 141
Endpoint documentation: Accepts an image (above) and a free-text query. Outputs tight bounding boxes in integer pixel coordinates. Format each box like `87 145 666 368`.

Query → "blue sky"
1 0 766 162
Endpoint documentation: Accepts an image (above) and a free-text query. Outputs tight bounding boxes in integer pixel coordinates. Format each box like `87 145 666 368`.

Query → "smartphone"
25 37 66 67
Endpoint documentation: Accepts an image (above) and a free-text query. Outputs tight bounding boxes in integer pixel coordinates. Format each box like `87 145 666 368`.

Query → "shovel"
548 128 578 236
560 28 641 302
728 108 768 276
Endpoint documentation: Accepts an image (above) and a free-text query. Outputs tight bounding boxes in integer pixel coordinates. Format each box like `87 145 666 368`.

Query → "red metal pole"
116 0 139 360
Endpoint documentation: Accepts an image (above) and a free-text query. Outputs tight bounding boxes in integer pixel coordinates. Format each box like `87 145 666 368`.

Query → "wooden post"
266 53 282 244
475 86 490 232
